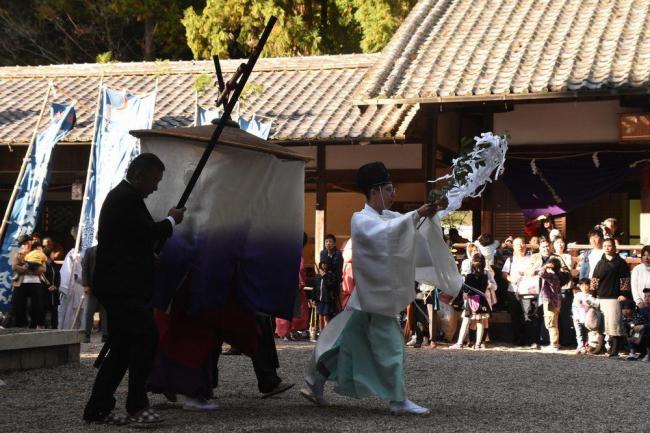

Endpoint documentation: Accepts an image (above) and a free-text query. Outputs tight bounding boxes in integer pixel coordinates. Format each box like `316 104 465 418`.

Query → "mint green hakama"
306 309 406 402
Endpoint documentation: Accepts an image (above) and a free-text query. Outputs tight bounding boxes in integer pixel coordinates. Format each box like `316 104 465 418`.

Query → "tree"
181 0 414 59
340 0 416 52
183 0 322 59
0 0 203 66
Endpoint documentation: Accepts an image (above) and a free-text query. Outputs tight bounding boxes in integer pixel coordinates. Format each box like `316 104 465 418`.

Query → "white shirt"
460 258 471 276
587 248 603 278
631 264 650 305
23 274 41 284
502 255 531 293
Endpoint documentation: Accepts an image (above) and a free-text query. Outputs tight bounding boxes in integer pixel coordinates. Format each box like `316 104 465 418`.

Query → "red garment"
340 262 355 309
275 257 308 337
340 240 355 309
155 276 259 369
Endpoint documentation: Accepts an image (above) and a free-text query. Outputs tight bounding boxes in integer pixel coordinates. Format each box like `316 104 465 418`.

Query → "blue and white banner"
80 87 156 251
196 106 272 140
0 103 76 311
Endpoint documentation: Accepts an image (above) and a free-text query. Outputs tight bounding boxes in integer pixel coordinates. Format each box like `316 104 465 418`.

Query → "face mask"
379 191 387 212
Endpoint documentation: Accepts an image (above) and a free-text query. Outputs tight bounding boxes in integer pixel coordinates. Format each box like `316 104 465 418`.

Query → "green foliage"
193 73 214 94
0 0 203 65
182 0 414 59
96 51 116 63
239 82 265 104
183 0 322 59
340 0 416 52
0 0 417 65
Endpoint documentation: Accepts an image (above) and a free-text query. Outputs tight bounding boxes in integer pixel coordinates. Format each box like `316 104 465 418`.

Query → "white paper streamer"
429 132 508 217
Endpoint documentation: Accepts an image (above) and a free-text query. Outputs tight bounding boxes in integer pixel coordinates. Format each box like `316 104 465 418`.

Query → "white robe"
57 250 85 329
306 204 463 400
347 204 462 317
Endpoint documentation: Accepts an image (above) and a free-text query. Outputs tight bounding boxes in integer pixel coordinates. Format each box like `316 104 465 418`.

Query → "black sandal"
128 408 163 428
86 411 129 426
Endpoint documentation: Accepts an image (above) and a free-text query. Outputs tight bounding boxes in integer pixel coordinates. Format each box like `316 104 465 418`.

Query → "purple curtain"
503 151 649 220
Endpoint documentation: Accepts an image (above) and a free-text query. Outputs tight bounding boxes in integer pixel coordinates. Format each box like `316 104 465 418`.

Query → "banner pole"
0 81 53 246
193 91 199 126
67 78 103 329
74 77 104 253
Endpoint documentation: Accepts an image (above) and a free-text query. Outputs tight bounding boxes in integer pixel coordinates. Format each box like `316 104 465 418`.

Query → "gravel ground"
0 338 648 433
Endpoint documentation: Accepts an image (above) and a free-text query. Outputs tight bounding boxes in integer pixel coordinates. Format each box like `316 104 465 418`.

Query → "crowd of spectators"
296 217 650 362
3 233 61 329
1 231 107 340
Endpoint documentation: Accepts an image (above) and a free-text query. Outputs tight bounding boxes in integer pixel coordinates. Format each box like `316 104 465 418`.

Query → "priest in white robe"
301 161 463 415
57 249 85 329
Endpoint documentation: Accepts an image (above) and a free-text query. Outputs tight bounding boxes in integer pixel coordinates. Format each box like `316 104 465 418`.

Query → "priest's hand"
433 195 449 211
417 203 436 218
168 207 186 224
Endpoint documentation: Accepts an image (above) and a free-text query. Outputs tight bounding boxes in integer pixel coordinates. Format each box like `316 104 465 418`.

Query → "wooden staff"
155 17 276 256
68 77 104 330
176 17 276 210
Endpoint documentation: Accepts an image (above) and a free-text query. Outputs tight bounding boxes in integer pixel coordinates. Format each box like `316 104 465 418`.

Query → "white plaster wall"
494 100 639 145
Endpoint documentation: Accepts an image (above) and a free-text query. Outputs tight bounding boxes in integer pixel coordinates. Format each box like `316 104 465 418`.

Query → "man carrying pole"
82 154 185 426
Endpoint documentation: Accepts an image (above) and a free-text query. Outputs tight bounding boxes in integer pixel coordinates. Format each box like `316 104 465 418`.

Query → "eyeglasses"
382 186 397 194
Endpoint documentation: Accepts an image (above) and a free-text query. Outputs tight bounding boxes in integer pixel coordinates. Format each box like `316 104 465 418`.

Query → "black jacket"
93 180 172 301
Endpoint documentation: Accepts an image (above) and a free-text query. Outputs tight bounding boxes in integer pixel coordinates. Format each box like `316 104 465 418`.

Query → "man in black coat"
83 153 185 426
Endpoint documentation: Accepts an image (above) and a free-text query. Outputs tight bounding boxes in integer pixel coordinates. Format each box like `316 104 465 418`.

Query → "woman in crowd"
538 257 564 352
591 239 631 357
42 246 60 329
553 237 576 347
631 245 650 308
12 236 47 329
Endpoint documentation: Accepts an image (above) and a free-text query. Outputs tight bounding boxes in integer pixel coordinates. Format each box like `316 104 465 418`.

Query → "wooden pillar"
315 142 327 263
641 162 650 245
422 107 438 197
479 111 495 237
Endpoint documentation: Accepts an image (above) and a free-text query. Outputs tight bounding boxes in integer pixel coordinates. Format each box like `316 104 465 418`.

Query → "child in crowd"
450 254 496 350
314 261 338 327
25 240 48 271
624 292 650 361
460 243 478 276
473 234 499 268
572 278 596 354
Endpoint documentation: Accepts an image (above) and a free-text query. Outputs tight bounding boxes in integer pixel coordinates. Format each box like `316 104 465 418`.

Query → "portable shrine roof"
130 124 311 162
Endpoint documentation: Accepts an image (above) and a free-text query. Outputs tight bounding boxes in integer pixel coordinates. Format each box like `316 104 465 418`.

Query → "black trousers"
505 292 525 345
412 300 429 344
214 313 281 394
43 288 59 329
13 283 45 328
519 296 541 346
559 290 576 347
83 297 158 420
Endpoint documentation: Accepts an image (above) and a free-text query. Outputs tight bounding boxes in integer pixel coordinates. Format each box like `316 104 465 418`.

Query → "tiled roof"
356 0 650 104
0 55 416 145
